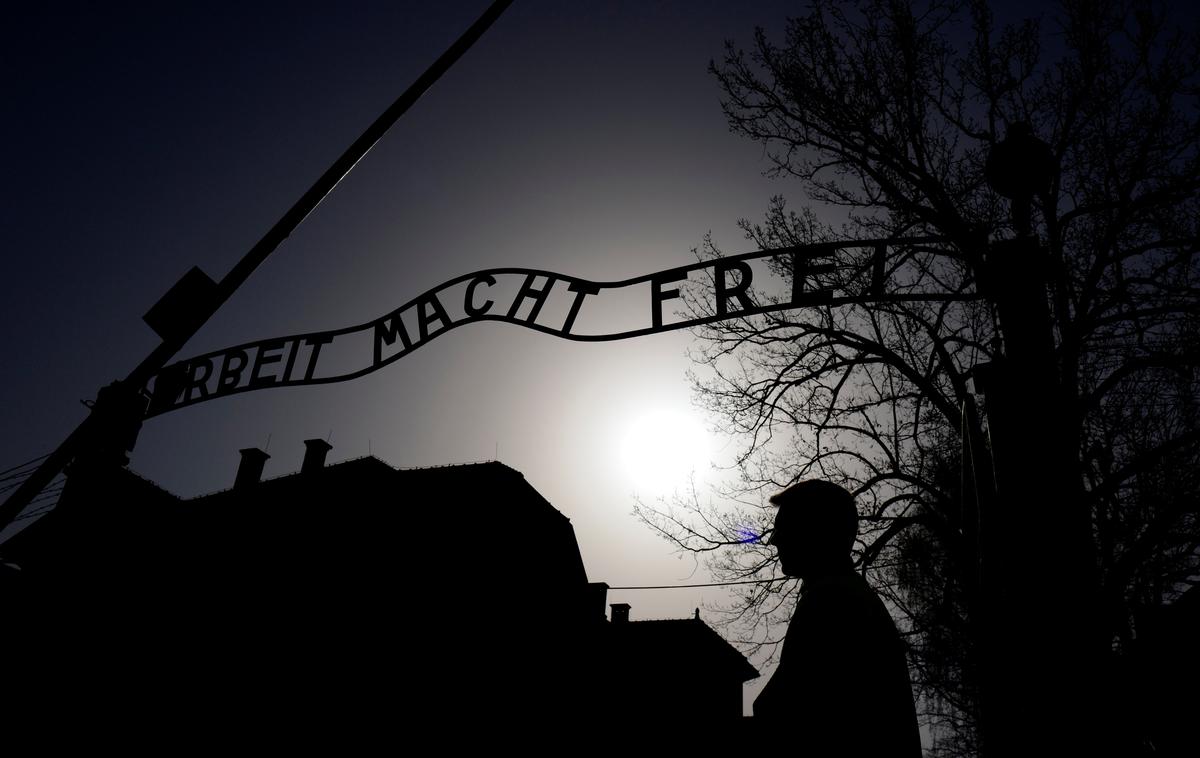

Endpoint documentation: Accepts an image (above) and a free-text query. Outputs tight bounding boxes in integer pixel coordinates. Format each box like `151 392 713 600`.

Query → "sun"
619 409 713 495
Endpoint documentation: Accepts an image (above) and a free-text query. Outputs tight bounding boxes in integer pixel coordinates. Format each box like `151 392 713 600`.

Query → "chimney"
302 438 333 474
610 602 631 624
234 448 270 491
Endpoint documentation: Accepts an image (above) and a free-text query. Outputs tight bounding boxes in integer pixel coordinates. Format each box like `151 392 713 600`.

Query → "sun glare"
620 409 713 495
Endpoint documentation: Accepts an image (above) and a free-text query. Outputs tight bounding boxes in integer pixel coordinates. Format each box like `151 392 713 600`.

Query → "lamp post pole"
978 124 1107 755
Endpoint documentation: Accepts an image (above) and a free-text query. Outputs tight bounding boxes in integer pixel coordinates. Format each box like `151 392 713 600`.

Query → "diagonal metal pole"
0 0 514 532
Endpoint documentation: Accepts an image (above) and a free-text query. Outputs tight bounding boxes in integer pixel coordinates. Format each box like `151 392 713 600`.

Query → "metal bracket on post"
143 266 219 343
72 381 150 473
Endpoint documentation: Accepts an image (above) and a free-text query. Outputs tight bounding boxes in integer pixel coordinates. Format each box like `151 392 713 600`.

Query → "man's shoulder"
799 572 898 631
802 571 880 606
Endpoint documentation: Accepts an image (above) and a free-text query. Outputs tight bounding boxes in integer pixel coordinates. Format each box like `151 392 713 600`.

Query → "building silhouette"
604 602 759 719
1 440 756 719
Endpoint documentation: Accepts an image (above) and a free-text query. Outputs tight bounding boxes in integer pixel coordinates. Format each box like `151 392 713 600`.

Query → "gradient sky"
1 0 808 706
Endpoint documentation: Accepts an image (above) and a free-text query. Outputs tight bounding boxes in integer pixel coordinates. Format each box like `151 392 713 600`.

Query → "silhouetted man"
754 480 921 756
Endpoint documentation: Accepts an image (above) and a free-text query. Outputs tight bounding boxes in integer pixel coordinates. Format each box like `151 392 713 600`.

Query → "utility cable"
0 454 51 481
607 578 790 590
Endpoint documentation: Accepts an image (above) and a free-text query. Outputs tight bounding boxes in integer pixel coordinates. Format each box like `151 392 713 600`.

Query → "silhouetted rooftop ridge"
190 455 515 499
122 467 184 500
622 615 705 624
607 608 759 682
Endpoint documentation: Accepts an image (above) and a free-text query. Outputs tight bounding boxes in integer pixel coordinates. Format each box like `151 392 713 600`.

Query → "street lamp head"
985 121 1055 201
986 122 1055 237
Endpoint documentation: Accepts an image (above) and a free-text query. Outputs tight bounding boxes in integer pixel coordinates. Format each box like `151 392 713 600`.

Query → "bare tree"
637 1 1200 753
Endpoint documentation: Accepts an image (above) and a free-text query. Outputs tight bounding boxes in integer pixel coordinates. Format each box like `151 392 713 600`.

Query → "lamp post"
978 123 1107 755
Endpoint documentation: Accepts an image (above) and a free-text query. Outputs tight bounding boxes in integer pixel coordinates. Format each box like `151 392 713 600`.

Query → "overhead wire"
0 465 47 486
0 453 50 479
607 578 789 590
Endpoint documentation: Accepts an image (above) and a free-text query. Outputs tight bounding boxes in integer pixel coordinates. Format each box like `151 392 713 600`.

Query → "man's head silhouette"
768 480 858 579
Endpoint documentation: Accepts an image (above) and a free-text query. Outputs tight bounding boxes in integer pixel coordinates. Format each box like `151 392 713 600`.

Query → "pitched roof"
609 616 759 683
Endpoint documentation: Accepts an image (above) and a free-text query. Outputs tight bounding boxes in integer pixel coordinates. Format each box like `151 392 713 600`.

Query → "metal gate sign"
147 238 967 415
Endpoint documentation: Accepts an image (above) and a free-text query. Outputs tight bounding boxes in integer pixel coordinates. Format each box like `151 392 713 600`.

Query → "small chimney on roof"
611 603 631 624
302 438 333 474
234 448 270 491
